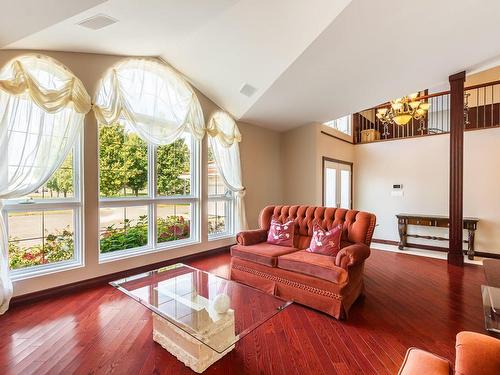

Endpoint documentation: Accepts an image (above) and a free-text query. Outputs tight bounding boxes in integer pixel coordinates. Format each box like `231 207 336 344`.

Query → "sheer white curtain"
207 111 248 232
0 54 90 314
93 58 205 145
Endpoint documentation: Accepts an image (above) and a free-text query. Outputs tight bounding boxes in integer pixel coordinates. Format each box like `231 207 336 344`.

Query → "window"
325 115 352 136
3 140 82 278
208 146 234 238
98 123 199 260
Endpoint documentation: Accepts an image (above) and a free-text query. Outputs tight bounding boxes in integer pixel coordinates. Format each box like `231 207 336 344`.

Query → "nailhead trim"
232 263 343 301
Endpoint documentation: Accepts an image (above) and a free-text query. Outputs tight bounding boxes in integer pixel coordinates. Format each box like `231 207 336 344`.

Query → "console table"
396 214 479 259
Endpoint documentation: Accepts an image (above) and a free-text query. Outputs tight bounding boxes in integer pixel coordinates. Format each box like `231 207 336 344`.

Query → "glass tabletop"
110 263 292 353
482 285 500 334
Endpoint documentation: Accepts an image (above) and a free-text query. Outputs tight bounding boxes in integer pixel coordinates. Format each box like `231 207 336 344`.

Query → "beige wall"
354 128 500 254
281 124 317 205
0 50 283 297
280 123 355 206
239 122 283 228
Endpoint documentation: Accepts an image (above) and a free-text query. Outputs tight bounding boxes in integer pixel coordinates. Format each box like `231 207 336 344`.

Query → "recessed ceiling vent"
240 83 257 97
77 14 118 30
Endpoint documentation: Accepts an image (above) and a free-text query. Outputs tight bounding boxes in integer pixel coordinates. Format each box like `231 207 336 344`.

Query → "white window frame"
98 126 200 263
324 115 352 136
207 145 235 240
3 132 84 281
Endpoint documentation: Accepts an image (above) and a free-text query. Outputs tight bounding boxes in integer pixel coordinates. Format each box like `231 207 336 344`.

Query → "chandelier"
376 92 431 126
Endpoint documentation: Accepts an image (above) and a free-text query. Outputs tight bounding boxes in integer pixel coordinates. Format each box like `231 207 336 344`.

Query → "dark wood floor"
0 249 489 375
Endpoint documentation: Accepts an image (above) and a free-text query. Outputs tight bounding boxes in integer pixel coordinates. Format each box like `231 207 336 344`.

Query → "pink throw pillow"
267 218 295 247
307 224 342 256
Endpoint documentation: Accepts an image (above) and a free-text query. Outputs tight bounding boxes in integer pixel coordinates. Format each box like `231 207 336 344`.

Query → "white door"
324 160 352 209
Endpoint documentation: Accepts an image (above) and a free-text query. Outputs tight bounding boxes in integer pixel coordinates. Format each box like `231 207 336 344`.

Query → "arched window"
0 54 89 294
94 58 203 259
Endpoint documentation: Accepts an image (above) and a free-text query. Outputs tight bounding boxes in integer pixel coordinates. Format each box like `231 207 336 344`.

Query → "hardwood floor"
0 249 489 375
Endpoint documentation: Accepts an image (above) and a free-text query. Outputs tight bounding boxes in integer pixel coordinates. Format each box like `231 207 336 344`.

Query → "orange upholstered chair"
398 331 500 375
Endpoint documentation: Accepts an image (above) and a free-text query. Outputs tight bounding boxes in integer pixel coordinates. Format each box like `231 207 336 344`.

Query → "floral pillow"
267 218 295 247
307 223 342 256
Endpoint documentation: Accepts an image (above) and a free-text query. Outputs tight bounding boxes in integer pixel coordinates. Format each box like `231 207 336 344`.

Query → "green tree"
46 175 59 198
99 124 127 197
124 133 148 196
157 139 190 195
46 154 73 197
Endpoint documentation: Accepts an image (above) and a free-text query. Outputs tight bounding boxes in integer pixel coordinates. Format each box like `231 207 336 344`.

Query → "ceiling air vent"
77 14 118 30
240 83 257 97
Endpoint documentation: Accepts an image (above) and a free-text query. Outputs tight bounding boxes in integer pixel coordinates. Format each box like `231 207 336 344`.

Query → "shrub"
8 227 74 270
99 215 190 253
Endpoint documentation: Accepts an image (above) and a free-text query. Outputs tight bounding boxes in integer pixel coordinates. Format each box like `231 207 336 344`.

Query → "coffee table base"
152 314 236 373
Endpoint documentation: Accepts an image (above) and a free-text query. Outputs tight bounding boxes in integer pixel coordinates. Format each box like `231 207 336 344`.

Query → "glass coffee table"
110 263 292 373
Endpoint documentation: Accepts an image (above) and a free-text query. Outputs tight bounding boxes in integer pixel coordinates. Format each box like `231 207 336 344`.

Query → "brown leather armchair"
398 331 500 375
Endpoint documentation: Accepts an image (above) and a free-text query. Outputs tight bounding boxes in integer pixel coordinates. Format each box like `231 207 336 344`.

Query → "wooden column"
448 71 466 266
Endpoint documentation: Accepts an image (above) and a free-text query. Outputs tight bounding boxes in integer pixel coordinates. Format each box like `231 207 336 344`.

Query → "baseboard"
10 246 231 308
372 238 500 259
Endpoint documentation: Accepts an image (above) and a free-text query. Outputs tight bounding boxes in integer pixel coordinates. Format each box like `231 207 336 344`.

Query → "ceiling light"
239 83 257 97
77 14 118 30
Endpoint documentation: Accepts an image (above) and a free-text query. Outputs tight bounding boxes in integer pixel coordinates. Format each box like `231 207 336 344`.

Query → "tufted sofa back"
259 205 376 250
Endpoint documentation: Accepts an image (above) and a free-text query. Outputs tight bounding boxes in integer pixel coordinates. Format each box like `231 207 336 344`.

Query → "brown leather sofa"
398 331 500 375
230 205 376 319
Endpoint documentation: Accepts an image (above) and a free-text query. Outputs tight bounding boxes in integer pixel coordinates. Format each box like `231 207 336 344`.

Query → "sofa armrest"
398 348 452 375
455 331 500 375
236 229 268 246
335 243 371 269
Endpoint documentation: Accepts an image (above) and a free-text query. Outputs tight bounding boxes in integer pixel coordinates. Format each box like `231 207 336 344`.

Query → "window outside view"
98 123 194 256
208 146 233 237
6 150 79 271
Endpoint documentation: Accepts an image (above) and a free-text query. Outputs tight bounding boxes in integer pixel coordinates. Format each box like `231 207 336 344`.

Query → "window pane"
99 123 148 198
340 169 351 209
208 146 229 196
156 204 191 244
324 115 352 136
99 206 148 253
157 133 192 196
23 151 75 200
325 167 337 207
208 200 230 235
8 210 75 270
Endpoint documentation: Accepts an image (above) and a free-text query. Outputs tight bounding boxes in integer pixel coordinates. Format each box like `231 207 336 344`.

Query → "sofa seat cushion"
231 243 299 267
277 250 348 284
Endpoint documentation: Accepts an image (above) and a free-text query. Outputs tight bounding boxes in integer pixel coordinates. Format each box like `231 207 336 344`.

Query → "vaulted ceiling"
3 0 500 131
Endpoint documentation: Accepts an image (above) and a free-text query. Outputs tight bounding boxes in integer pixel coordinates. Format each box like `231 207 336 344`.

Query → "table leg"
467 229 475 260
398 219 407 250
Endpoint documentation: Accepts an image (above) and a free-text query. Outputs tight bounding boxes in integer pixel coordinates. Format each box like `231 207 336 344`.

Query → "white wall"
354 128 500 254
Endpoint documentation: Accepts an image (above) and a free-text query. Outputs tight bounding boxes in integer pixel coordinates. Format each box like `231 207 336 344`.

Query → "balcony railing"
353 79 500 144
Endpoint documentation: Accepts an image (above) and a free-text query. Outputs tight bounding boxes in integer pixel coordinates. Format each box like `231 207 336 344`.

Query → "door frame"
322 156 354 208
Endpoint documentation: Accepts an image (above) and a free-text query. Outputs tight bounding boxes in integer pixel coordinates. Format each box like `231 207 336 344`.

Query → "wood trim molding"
10 246 231 307
371 238 500 260
320 130 354 145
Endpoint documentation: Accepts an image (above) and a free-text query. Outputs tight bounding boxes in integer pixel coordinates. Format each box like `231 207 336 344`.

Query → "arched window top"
94 58 204 145
0 54 91 114
207 111 242 147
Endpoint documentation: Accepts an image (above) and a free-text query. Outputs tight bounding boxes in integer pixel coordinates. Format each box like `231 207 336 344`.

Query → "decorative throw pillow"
267 218 295 247
307 224 342 256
